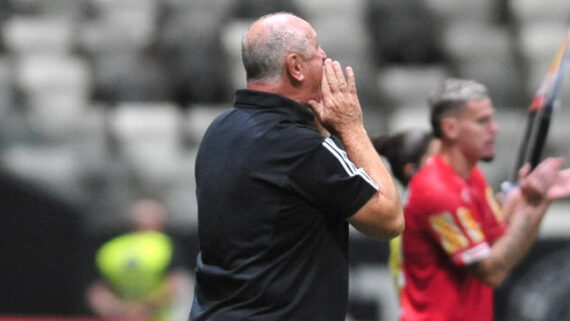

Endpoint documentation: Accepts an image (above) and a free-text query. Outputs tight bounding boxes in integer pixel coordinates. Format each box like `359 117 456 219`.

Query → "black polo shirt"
190 90 378 321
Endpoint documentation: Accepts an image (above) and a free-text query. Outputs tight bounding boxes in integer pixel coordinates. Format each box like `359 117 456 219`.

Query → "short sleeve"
289 137 377 220
427 207 491 266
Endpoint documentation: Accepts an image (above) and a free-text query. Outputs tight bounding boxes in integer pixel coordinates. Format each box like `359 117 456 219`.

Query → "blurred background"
1 0 570 320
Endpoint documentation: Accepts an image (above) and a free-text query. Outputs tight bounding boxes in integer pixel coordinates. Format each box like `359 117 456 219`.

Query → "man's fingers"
533 157 564 182
546 168 570 200
320 64 332 98
518 163 531 181
324 59 335 85
333 61 346 88
345 66 356 92
521 158 566 202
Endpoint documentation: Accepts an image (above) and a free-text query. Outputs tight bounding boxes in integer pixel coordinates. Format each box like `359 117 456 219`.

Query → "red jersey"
400 155 507 321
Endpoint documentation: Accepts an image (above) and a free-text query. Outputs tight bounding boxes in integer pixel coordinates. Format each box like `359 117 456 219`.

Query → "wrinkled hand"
308 59 363 136
518 157 566 204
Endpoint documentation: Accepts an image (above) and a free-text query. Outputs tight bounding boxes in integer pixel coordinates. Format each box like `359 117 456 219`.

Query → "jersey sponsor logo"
457 207 484 243
322 138 379 190
485 187 504 222
429 212 469 254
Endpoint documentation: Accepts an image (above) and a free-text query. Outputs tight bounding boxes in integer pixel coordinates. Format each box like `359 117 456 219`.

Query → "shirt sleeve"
427 206 492 266
406 161 508 267
289 137 378 220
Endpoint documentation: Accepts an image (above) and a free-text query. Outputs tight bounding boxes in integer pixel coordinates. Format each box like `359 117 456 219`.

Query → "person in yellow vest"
86 199 192 321
372 129 440 294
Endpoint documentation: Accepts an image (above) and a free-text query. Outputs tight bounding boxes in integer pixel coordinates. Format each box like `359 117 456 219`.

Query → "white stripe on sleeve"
322 138 379 190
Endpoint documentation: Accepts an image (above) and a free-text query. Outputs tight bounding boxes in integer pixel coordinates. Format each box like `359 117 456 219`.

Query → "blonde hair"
429 78 489 138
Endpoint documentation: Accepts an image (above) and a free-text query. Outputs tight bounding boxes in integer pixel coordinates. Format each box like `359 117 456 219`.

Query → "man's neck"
439 146 476 179
247 82 308 106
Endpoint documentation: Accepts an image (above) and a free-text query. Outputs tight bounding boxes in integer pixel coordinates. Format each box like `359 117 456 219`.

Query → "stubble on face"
460 98 497 163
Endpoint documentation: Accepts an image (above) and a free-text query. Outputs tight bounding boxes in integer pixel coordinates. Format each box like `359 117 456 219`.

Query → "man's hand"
308 60 403 240
518 157 566 205
308 59 363 136
546 167 570 200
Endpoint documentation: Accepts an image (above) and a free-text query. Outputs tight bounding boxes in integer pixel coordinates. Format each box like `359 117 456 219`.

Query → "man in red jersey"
399 78 570 321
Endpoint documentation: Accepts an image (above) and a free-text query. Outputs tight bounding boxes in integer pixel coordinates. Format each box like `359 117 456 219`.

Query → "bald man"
190 12 403 321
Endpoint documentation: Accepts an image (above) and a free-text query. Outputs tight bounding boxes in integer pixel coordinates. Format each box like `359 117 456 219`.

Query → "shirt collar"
234 89 315 122
432 154 477 184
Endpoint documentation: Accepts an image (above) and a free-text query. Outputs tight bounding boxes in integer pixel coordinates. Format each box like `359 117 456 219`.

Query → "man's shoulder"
470 166 489 187
407 178 458 210
410 159 456 194
406 160 462 214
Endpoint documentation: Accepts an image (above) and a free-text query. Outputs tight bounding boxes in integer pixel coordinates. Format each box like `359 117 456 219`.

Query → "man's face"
456 98 499 163
301 29 327 102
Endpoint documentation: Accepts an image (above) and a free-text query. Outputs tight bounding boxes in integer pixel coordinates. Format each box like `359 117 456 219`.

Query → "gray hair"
241 13 312 84
429 78 489 138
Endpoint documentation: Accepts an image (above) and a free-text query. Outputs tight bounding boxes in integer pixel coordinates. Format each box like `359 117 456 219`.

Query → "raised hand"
546 167 570 200
519 157 566 204
308 59 363 136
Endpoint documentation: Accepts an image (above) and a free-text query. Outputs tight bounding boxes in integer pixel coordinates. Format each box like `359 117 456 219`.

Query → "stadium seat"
511 0 569 23
3 17 75 55
154 8 232 105
220 19 252 91
377 64 449 108
519 23 570 95
1 145 83 200
110 102 186 189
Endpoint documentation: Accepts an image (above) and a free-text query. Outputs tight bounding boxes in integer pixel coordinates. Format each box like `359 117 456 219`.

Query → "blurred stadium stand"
1 0 570 320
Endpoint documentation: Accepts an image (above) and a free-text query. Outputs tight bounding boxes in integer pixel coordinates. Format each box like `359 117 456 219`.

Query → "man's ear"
440 116 459 140
285 53 304 83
